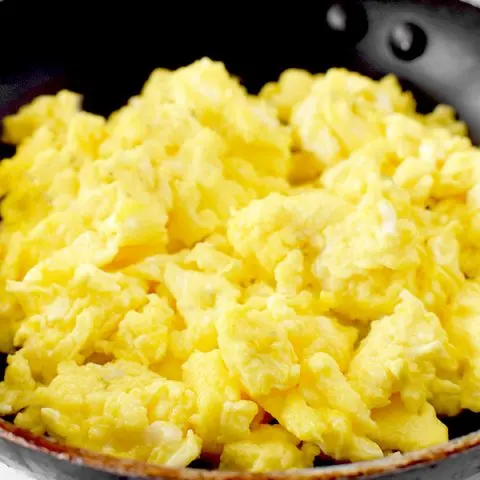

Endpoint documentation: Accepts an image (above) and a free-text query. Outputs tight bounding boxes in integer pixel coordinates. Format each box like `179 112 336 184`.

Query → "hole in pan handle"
351 0 480 145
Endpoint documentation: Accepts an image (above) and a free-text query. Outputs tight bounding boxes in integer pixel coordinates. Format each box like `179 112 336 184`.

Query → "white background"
0 464 33 480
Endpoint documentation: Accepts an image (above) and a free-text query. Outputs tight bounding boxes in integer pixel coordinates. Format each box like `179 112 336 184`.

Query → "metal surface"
1 418 480 479
2 0 480 479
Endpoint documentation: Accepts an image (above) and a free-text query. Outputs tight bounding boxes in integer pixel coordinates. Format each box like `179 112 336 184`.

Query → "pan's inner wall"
2 1 480 133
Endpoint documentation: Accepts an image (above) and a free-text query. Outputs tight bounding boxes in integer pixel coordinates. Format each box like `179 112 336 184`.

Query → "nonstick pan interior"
1 0 479 130
1 1 480 478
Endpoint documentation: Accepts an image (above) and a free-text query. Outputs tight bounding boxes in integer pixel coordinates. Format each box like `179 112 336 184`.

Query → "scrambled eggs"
0 59 478 472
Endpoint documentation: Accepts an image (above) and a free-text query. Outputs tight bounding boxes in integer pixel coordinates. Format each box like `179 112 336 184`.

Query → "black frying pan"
1 1 480 479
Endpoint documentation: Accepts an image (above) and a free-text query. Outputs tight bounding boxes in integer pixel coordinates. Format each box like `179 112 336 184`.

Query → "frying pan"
1 0 480 478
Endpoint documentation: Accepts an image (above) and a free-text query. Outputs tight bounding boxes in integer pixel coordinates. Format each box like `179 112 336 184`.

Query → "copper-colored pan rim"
0 418 479 479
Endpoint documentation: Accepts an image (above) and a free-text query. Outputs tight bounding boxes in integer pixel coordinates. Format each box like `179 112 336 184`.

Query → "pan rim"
1 417 480 479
